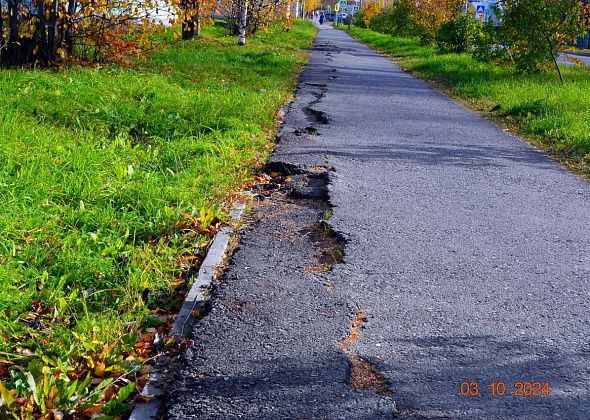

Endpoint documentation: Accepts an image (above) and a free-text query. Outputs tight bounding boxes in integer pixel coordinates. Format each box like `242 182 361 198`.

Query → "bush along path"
0 20 316 418
168 23 590 418
345 25 590 179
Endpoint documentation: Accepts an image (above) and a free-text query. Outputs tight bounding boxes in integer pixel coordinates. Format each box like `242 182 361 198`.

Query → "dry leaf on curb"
133 394 155 403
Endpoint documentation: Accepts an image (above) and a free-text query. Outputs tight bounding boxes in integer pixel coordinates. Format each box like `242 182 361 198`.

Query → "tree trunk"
237 0 248 45
285 0 291 31
47 0 59 59
195 2 201 37
7 0 19 63
182 19 195 39
182 0 195 40
544 33 563 83
37 0 49 62
64 0 77 53
0 0 4 62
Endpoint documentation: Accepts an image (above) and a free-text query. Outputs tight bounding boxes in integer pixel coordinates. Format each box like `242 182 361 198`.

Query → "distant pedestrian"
319 13 325 25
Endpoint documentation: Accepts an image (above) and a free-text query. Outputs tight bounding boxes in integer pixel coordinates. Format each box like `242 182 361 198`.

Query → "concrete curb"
129 202 245 420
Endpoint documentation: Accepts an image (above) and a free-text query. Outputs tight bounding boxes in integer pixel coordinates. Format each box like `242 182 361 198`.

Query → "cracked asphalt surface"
166 23 590 419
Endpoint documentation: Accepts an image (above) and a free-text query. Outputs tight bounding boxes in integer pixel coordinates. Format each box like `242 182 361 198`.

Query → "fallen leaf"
94 362 105 377
133 394 155 403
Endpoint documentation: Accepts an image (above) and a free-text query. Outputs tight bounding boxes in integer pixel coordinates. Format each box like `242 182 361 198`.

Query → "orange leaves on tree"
359 1 383 27
304 0 321 14
411 0 463 44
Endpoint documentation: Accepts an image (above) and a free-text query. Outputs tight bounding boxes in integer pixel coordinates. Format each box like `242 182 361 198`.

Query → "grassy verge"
345 26 590 177
0 20 316 416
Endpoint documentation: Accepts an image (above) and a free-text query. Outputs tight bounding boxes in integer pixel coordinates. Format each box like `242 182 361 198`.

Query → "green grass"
346 26 590 175
0 20 316 415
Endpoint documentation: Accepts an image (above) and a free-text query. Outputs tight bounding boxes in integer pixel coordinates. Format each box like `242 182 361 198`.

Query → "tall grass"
0 20 316 414
347 26 590 174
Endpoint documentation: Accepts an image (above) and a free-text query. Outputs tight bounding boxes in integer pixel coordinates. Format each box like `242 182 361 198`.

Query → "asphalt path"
558 52 590 67
167 23 590 419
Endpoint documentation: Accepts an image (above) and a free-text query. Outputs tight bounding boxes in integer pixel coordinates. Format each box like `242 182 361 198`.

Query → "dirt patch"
338 309 394 397
338 308 366 348
227 299 245 314
303 219 345 275
306 165 334 174
346 353 394 397
305 264 329 273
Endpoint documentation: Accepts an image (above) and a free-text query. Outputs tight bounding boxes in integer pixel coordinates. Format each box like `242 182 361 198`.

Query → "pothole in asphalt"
251 163 345 295
294 126 319 136
338 308 394 397
304 107 329 125
303 219 345 275
314 44 337 52
264 161 305 176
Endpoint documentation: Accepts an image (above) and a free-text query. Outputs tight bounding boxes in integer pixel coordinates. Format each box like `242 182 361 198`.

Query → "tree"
222 0 292 43
0 0 226 65
0 0 166 65
436 13 484 53
238 0 249 45
355 1 383 28
411 0 463 45
304 0 320 14
368 0 416 37
499 0 588 81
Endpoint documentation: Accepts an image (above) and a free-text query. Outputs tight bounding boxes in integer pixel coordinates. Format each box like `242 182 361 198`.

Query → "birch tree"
238 0 248 45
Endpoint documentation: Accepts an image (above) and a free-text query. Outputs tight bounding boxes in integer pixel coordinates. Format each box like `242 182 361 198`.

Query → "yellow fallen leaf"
94 362 105 377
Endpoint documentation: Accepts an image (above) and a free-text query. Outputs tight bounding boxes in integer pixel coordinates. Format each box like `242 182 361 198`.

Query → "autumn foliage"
223 0 295 37
357 1 383 28
305 0 320 14
411 0 463 44
0 0 166 65
357 0 590 79
0 0 295 65
360 0 461 43
180 0 219 39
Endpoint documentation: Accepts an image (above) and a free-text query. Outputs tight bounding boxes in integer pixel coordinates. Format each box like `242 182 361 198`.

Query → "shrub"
472 21 509 63
368 0 417 38
353 10 367 28
436 13 484 53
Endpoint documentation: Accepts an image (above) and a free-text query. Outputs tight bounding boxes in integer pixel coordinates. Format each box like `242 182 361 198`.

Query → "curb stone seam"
128 202 245 420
